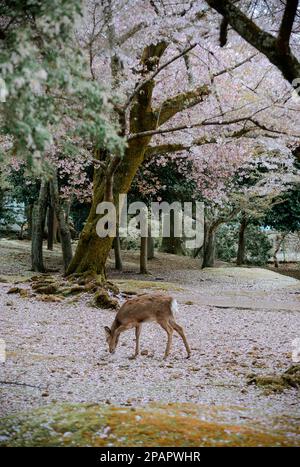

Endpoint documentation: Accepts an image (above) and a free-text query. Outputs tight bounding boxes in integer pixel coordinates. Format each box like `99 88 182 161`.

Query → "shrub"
216 222 272 265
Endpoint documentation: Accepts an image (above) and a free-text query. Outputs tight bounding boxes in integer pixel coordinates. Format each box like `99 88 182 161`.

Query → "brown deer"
104 293 191 359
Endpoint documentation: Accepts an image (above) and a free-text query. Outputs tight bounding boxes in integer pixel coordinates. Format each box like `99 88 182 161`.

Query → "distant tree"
265 187 300 233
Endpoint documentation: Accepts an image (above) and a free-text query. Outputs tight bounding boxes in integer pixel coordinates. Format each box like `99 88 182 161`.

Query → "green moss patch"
248 365 300 392
25 275 121 309
0 403 298 447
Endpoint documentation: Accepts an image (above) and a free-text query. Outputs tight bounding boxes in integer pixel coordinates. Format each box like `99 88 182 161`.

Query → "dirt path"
0 240 299 441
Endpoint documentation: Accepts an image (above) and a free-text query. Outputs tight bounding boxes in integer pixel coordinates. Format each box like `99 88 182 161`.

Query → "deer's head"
104 326 117 353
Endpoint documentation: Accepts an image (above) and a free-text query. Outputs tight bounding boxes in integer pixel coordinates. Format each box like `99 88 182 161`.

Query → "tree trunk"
31 180 48 272
202 223 216 268
53 212 59 243
160 210 185 255
236 213 248 266
273 233 286 268
140 236 148 274
147 228 155 260
25 203 33 239
114 227 123 271
47 205 54 251
49 176 73 273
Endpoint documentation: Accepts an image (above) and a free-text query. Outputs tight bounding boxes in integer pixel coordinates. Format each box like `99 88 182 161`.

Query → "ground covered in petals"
0 239 299 446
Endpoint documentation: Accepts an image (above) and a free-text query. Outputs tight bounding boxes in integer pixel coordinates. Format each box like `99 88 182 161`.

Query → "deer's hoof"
128 355 137 360
186 353 191 359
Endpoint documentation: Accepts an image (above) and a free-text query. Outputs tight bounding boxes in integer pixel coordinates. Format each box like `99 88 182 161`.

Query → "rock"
34 284 58 295
38 295 63 303
62 285 86 296
19 289 29 298
7 287 21 294
94 288 119 310
247 365 300 392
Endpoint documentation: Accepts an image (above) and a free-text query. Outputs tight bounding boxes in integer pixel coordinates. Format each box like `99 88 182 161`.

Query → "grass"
116 279 183 293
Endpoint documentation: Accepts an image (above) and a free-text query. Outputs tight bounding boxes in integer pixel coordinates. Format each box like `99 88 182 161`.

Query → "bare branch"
117 21 147 45
144 128 254 158
212 54 257 79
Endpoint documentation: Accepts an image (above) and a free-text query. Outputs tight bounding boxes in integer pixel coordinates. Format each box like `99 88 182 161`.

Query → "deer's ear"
104 326 111 336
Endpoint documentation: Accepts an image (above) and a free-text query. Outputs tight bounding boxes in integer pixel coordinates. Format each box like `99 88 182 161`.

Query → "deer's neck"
111 319 120 337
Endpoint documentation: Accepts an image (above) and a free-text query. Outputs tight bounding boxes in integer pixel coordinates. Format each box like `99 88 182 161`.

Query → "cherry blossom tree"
67 0 300 278
189 139 300 267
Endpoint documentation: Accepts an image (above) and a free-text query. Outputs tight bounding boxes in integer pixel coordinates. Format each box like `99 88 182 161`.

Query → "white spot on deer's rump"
171 299 178 314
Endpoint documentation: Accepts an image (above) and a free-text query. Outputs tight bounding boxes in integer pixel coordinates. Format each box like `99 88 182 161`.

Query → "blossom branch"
125 43 197 109
128 113 298 140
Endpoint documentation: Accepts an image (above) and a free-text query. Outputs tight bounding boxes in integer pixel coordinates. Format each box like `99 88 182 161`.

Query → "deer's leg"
170 320 191 358
134 325 142 357
159 322 173 359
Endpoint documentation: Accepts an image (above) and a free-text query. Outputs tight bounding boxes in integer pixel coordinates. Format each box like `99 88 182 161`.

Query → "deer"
104 293 191 359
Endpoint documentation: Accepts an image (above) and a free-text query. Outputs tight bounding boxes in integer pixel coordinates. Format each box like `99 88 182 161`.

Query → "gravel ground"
0 240 300 436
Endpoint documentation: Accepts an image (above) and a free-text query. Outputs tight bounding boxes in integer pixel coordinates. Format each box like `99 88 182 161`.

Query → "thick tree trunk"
202 208 240 269
161 236 184 255
160 210 185 255
147 228 155 260
236 213 248 266
202 222 217 268
114 227 123 271
140 236 148 274
31 180 48 272
49 176 73 273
